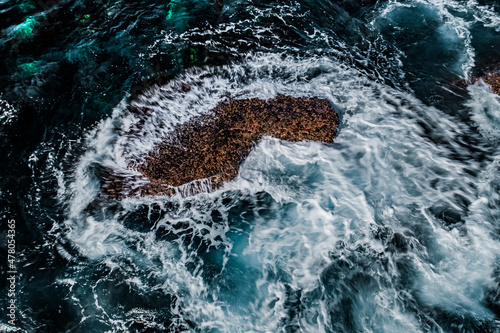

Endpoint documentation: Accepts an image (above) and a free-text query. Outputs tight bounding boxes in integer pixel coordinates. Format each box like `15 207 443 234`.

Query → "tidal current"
1 0 500 332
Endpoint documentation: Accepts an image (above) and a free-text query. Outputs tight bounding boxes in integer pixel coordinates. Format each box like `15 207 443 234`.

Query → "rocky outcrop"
103 94 339 198
454 70 500 95
479 72 500 95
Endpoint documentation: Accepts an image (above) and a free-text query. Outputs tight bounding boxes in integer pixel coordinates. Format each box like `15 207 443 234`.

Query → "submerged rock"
103 94 339 198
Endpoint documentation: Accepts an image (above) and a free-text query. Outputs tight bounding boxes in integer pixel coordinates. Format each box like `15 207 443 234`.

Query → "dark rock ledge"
102 94 340 198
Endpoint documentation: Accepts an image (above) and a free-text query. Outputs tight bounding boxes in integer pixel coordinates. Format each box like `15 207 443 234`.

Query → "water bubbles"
467 80 500 141
55 51 500 331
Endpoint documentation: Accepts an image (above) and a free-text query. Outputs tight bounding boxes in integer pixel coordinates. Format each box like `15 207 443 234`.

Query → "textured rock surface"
454 71 500 95
480 72 500 95
104 94 339 198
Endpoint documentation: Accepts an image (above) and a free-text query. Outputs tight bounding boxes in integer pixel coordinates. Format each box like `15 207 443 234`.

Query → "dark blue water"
1 0 500 332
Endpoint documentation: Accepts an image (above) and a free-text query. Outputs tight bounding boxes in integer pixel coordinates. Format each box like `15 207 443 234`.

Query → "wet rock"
281 284 302 331
429 205 464 227
103 94 339 198
372 225 409 253
455 70 500 95
388 232 408 252
479 72 500 95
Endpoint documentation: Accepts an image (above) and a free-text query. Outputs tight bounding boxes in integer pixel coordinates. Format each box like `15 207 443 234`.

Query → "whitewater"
1 0 500 332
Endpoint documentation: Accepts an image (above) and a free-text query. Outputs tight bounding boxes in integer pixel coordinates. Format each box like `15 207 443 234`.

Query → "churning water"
1 0 500 332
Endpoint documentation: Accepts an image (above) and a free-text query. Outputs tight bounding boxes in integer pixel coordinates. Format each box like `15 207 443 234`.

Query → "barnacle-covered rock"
103 94 339 198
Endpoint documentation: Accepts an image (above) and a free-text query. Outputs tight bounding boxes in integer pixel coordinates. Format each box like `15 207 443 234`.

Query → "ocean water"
1 0 500 332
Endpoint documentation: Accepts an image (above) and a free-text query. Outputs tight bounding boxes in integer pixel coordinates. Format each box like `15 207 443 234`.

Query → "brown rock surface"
103 94 339 198
454 71 500 95
481 73 500 95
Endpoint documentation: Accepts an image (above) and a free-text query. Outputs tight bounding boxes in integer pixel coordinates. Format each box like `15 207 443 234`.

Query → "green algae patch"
18 1 37 13
80 14 91 23
167 0 186 21
12 16 38 39
19 60 42 74
190 48 198 63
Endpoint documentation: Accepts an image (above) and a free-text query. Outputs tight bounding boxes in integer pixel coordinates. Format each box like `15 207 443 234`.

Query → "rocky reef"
479 72 500 95
103 94 339 198
454 67 500 96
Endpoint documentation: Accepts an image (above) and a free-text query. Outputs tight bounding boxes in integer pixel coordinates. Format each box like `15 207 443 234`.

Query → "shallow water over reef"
1 0 500 332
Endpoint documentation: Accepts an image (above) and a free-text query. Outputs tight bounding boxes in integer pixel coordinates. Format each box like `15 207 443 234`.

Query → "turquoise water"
1 0 500 332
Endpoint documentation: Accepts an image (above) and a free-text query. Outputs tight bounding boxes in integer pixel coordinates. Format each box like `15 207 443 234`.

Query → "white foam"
59 53 500 331
0 98 17 127
466 80 500 140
